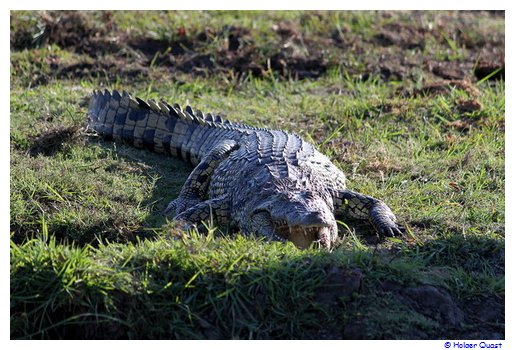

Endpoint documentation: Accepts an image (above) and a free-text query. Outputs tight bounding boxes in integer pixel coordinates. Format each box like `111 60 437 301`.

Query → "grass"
10 10 505 339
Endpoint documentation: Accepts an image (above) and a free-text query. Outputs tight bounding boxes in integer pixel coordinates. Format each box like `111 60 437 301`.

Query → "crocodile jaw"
276 225 332 249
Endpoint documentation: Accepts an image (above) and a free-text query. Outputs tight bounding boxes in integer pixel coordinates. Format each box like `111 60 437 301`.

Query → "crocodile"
87 89 403 249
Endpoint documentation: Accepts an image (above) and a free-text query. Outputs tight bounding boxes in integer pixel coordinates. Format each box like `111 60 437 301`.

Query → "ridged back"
87 89 256 164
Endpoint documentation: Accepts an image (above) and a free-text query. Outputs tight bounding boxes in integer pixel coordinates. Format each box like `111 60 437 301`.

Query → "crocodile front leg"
332 189 403 237
165 140 239 216
173 195 232 230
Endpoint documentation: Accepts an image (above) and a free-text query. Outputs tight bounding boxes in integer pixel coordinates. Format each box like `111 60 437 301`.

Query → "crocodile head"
238 168 338 249
253 192 337 249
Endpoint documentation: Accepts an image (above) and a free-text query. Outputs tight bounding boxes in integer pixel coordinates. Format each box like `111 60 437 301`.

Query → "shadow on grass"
10 137 192 246
10 229 505 340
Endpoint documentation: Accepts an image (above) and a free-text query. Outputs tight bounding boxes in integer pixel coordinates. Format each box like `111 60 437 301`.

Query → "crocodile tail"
87 89 239 164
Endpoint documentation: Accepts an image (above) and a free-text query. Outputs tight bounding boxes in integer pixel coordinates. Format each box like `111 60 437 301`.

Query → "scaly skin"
87 89 403 249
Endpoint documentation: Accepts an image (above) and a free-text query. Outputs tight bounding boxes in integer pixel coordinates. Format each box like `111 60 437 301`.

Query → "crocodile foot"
369 202 404 237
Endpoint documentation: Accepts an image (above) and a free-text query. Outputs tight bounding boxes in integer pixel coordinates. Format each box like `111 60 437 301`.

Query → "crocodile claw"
172 218 197 232
380 224 404 237
369 202 403 237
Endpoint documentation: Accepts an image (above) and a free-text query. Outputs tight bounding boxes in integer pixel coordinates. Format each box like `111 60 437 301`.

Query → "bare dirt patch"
373 23 427 50
28 125 82 156
474 60 505 81
55 58 150 81
410 80 480 97
12 12 330 83
455 98 482 114
355 12 504 85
